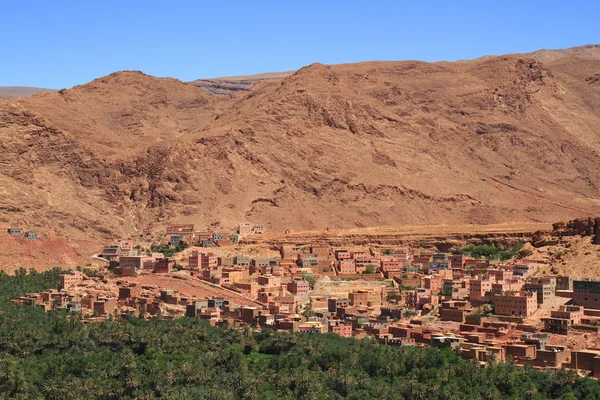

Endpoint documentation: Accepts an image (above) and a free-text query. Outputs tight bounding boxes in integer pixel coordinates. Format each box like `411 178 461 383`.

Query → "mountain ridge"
0 86 56 98
2 48 600 239
4 44 599 99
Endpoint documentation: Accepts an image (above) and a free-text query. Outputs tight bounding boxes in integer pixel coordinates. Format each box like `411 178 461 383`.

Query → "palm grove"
0 269 600 399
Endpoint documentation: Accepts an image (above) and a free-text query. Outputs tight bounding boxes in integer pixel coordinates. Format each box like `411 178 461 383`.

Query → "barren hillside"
2 53 600 239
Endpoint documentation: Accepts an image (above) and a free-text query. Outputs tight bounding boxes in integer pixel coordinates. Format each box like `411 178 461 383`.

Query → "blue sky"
1 0 598 88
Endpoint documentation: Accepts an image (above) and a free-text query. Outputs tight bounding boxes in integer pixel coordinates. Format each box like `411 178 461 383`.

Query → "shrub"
302 272 317 290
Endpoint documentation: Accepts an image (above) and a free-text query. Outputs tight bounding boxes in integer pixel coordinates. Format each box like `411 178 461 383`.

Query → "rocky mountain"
2 49 600 239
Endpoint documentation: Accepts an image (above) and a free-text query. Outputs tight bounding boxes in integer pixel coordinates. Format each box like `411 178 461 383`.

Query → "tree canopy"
0 269 599 399
461 243 524 261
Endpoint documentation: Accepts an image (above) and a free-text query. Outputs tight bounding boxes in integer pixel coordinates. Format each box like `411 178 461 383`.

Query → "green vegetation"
364 264 376 274
399 284 416 291
150 241 189 257
75 266 100 276
403 309 417 318
302 272 317 290
1 271 600 398
437 290 453 296
461 242 524 261
382 249 393 255
482 304 495 316
462 244 500 259
0 267 64 300
302 303 316 319
386 292 398 302
500 242 525 261
172 262 183 271
466 311 484 324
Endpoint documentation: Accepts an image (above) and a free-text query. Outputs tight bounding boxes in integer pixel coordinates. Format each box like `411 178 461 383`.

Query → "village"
9 222 600 377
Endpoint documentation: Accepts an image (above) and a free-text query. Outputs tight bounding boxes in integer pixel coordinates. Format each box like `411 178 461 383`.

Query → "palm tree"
523 385 537 398
441 383 464 400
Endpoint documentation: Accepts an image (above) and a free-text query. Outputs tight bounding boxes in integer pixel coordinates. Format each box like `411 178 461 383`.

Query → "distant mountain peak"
0 86 56 98
526 44 600 62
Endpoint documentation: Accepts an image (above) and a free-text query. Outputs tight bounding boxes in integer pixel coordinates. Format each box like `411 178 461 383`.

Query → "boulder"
531 231 559 248
517 242 534 258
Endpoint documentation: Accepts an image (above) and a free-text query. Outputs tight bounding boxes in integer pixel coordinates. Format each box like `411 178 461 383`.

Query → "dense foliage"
150 242 189 257
0 267 64 301
461 243 524 261
302 272 317 290
1 270 600 399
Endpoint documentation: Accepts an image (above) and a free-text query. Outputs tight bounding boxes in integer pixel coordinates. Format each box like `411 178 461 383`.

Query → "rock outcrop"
553 217 600 245
517 242 535 258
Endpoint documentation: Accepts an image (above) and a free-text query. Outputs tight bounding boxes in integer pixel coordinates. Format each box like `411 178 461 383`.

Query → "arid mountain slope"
18 71 215 156
2 55 600 239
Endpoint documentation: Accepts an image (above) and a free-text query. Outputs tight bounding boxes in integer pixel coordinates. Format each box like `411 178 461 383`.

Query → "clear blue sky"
1 0 598 88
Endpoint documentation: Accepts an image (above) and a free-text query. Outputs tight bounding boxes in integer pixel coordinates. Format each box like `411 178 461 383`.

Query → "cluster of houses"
16 264 600 376
100 248 175 276
13 270 237 320
15 222 600 376
95 233 600 330
15 271 116 317
374 299 600 376
379 324 597 373
137 223 264 247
